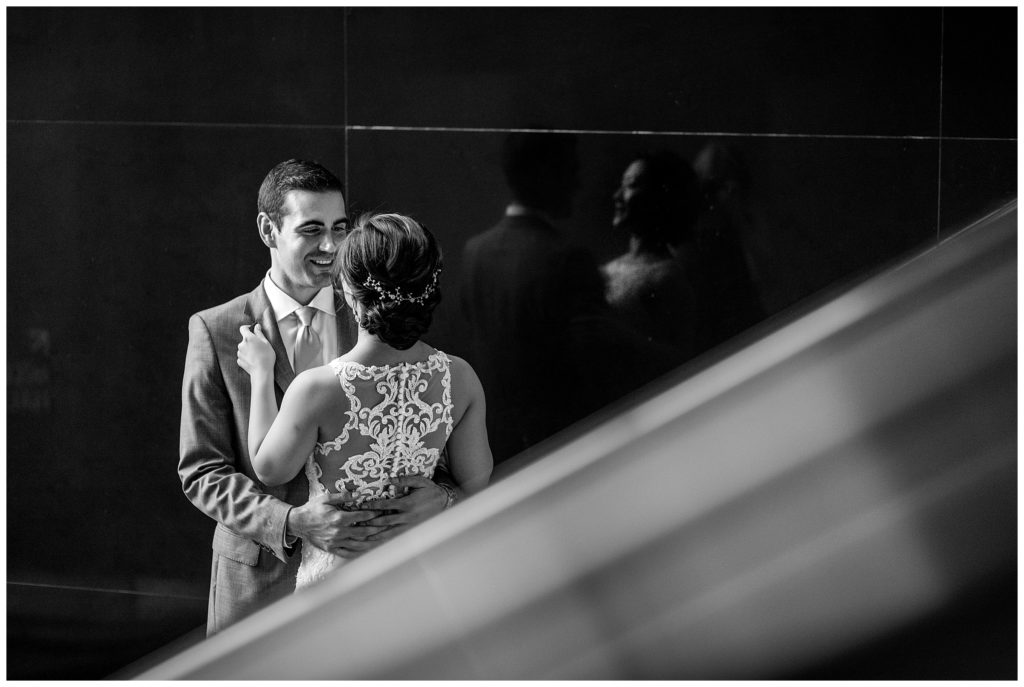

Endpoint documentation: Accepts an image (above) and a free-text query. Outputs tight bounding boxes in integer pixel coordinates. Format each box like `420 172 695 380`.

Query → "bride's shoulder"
433 348 464 371
289 365 344 399
440 353 484 397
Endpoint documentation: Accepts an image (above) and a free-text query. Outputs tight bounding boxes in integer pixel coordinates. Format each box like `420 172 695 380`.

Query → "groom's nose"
319 232 338 252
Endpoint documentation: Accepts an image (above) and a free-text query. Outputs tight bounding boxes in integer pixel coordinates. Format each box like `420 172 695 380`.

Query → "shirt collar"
263 271 336 322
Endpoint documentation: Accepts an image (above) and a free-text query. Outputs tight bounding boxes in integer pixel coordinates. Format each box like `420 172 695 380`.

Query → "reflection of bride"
238 213 492 590
602 151 705 359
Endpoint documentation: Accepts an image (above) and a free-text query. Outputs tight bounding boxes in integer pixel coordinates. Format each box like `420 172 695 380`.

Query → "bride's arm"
252 372 324 485
445 357 494 496
237 325 319 486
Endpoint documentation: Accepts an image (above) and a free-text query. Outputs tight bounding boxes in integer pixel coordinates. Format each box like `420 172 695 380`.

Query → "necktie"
293 306 322 373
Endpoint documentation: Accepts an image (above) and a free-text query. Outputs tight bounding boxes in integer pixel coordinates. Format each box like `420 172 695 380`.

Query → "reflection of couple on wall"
462 134 764 467
604 145 763 358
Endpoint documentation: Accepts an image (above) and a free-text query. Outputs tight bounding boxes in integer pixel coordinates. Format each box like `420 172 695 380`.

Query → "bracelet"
438 482 458 510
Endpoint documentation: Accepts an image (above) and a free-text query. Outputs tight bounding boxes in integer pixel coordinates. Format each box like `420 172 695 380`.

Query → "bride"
237 212 493 590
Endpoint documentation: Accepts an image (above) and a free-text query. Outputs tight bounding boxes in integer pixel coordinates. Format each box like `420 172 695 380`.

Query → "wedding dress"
295 350 454 590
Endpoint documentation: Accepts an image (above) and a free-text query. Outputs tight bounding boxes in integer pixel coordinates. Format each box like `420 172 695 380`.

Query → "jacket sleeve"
178 312 293 562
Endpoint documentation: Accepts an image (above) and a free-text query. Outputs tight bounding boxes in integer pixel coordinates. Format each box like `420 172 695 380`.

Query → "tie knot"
296 306 316 327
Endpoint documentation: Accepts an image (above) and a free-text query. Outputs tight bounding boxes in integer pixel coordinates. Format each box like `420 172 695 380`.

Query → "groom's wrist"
285 506 304 541
437 482 457 510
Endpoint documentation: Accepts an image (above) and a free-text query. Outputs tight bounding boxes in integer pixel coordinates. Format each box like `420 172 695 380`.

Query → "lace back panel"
305 350 454 504
297 350 453 590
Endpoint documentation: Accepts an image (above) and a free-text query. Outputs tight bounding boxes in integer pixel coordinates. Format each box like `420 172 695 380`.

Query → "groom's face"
269 189 348 303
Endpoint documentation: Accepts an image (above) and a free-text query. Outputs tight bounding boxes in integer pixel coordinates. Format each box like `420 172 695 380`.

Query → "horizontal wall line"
6 119 348 130
8 580 207 601
348 125 1015 142
6 119 1015 143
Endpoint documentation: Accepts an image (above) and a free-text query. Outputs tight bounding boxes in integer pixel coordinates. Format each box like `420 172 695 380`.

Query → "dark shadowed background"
5 6 1016 679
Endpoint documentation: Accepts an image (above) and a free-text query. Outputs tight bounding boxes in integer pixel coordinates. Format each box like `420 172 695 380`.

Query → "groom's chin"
308 272 333 288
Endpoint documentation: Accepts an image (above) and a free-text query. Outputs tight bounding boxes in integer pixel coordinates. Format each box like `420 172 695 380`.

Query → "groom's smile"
309 254 335 271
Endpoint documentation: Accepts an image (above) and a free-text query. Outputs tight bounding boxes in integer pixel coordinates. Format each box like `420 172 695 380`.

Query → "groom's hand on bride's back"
358 475 448 541
287 491 388 559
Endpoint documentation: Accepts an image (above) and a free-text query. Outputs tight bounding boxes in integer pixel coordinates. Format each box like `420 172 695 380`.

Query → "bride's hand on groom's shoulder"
237 324 275 377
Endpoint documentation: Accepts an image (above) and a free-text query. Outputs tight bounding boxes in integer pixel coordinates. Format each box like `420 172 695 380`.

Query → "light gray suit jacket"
179 281 357 634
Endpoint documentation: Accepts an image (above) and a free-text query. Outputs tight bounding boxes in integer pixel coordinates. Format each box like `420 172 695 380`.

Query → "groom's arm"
179 312 295 561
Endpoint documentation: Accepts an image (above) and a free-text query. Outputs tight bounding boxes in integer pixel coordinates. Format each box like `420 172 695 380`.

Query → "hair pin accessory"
363 268 441 305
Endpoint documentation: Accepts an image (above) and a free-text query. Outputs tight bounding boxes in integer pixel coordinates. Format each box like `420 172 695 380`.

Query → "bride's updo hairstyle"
336 213 443 350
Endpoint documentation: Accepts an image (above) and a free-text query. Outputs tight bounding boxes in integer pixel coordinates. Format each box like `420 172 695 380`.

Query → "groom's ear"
257 212 277 249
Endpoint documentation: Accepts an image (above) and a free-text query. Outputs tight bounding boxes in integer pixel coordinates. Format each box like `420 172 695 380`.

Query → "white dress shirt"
262 272 339 370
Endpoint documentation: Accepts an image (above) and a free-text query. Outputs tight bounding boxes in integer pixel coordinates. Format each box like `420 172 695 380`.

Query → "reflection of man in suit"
179 159 452 635
461 133 616 466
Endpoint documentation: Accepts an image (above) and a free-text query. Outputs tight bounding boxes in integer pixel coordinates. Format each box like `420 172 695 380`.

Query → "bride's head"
334 213 444 350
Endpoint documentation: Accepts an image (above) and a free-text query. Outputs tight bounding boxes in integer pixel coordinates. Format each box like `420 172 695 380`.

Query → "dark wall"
6 6 1016 678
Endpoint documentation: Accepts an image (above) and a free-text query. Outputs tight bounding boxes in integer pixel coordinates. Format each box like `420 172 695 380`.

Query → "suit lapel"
244 282 295 392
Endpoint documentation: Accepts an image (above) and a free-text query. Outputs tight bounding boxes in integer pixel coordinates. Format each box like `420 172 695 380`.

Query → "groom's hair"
258 159 345 226
502 130 578 216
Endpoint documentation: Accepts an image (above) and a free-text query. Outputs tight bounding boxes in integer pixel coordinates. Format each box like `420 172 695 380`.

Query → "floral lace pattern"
296 350 453 590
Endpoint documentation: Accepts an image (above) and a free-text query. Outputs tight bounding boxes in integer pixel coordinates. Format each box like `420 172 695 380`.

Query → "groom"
179 159 454 635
